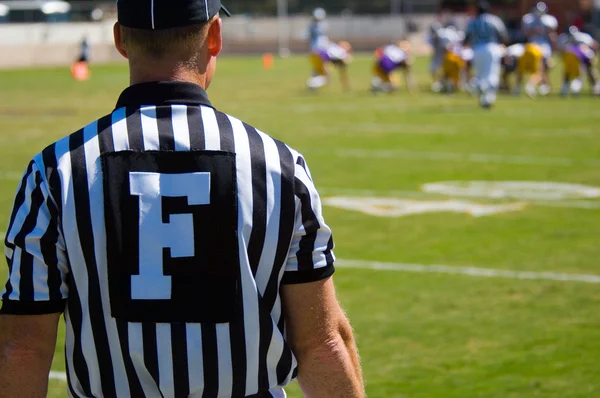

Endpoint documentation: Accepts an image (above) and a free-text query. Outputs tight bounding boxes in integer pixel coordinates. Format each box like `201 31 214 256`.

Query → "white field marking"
49 371 67 382
336 259 600 284
318 188 600 210
422 181 600 201
303 148 600 168
323 196 527 218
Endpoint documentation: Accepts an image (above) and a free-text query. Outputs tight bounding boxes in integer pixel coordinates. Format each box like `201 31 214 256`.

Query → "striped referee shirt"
1 81 335 398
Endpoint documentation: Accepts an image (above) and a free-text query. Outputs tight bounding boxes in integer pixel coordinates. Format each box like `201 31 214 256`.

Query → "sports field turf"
0 55 599 397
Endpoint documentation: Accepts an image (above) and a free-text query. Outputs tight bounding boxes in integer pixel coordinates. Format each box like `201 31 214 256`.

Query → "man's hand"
282 278 364 398
0 313 61 397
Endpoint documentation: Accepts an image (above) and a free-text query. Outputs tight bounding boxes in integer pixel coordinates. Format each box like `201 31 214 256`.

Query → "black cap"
118 0 231 30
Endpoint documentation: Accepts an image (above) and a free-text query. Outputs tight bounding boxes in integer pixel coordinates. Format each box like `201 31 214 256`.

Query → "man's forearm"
297 332 364 398
0 344 52 397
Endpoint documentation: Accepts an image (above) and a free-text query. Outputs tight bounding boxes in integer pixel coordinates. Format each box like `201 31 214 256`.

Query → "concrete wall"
0 15 454 69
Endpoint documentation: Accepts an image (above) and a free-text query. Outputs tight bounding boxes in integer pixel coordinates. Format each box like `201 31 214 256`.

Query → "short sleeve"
282 155 335 285
1 159 69 315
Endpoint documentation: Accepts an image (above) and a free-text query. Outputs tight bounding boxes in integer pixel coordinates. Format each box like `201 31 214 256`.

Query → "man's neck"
129 63 208 89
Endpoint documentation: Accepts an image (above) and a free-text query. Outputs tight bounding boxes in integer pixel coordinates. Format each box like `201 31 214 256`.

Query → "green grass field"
1 55 599 397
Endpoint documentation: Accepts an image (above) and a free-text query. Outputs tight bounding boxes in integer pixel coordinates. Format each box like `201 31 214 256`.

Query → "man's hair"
120 23 210 59
477 1 491 15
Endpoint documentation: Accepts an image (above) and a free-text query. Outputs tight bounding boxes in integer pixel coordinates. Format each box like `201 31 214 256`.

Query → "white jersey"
325 42 350 63
505 43 526 58
522 13 558 46
382 45 408 64
429 27 461 55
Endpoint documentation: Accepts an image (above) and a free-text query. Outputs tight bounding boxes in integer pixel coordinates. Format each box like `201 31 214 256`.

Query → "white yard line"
336 259 600 284
49 371 67 382
319 188 600 210
304 148 600 168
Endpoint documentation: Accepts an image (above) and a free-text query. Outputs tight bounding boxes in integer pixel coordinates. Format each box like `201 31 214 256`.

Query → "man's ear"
207 17 223 58
113 22 129 59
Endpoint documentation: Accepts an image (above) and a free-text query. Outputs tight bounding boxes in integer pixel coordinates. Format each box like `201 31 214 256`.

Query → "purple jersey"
378 45 408 73
316 49 331 62
315 43 349 63
568 45 594 66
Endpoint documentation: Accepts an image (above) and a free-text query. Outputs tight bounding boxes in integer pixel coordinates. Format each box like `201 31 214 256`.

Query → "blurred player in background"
428 22 450 92
371 41 417 94
500 43 525 91
309 7 328 52
307 41 353 92
441 30 475 93
513 42 545 98
463 1 509 108
71 36 91 81
558 26 600 96
522 2 558 95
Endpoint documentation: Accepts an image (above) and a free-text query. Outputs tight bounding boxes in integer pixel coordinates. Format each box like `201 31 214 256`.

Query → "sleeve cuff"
282 264 335 285
0 299 66 315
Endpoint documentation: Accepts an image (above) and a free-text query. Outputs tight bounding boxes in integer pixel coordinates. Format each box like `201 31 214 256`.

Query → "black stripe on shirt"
214 111 250 396
42 194 63 303
42 143 63 218
245 124 271 392
126 107 144 151
201 324 219 397
172 323 190 398
245 123 267 276
296 156 312 181
215 111 235 152
157 106 176 151
70 129 118 397
273 141 297 385
16 170 45 302
142 322 161 391
187 106 206 150
66 272 93 397
97 114 116 155
294 177 320 272
4 161 34 253
98 113 146 397
116 319 145 397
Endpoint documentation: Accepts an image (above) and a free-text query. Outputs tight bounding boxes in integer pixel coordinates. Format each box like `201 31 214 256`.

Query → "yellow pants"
372 63 392 83
310 53 327 76
443 52 465 85
563 51 582 81
518 44 543 76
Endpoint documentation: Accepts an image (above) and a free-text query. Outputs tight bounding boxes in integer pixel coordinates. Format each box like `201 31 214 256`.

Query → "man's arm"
0 313 61 397
0 158 69 396
282 278 364 398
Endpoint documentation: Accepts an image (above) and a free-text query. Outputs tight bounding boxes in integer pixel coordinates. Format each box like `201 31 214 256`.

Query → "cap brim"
220 5 231 17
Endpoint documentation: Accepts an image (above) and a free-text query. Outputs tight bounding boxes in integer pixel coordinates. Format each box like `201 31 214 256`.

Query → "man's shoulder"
33 112 114 166
217 111 302 161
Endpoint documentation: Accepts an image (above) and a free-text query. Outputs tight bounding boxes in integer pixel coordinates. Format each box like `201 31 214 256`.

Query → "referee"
0 1 364 397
